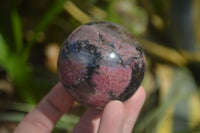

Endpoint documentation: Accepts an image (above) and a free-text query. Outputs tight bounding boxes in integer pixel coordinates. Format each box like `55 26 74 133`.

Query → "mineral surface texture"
58 21 145 108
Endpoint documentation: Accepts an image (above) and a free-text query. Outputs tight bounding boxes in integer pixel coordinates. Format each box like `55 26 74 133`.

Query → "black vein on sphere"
63 40 103 95
117 59 145 101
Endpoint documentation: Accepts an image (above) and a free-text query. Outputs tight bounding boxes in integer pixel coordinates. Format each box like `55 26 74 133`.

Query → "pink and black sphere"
57 21 145 108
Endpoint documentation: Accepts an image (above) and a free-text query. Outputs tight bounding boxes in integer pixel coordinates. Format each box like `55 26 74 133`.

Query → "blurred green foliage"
0 0 200 132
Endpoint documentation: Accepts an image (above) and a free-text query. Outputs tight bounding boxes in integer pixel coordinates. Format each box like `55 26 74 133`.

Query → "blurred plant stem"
169 0 195 51
139 38 200 66
64 1 92 24
24 0 68 60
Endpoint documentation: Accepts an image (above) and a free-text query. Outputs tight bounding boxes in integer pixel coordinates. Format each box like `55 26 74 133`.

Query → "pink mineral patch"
87 65 132 107
58 58 86 86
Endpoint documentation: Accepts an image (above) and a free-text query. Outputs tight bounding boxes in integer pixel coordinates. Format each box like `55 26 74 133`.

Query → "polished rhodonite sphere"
57 21 145 108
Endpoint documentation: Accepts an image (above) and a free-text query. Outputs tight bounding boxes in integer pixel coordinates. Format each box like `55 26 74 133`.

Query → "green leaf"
35 0 67 34
0 33 9 67
0 112 25 122
11 8 23 53
0 112 79 132
55 114 80 130
0 102 34 112
4 55 37 104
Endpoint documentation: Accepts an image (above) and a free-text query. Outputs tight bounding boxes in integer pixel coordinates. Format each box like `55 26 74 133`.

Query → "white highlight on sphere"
110 52 116 59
